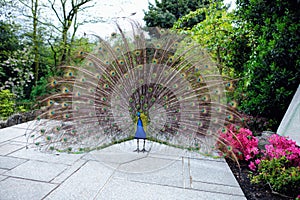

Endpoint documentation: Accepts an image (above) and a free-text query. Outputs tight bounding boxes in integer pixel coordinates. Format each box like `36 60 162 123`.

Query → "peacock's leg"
133 139 140 152
141 139 147 152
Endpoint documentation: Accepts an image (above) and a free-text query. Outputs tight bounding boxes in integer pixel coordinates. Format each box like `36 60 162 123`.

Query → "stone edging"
0 110 42 129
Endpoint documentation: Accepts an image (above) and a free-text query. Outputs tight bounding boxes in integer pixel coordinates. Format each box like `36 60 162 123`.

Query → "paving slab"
0 169 8 174
0 121 246 199
114 159 187 187
83 150 146 165
83 140 189 173
86 139 187 159
118 155 179 173
9 134 29 143
0 156 27 170
0 177 57 200
51 159 87 184
111 155 244 197
45 161 114 200
9 120 36 130
4 160 68 182
189 158 239 187
9 148 83 165
192 180 244 196
95 178 246 200
0 174 7 181
0 143 24 156
0 128 26 143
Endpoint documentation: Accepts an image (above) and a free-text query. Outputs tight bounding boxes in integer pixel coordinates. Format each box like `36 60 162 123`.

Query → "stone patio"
0 121 246 200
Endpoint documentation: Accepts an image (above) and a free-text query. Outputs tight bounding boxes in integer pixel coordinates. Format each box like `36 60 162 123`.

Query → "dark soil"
226 158 294 200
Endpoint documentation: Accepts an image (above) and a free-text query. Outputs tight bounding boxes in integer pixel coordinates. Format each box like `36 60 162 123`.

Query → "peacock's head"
137 112 141 117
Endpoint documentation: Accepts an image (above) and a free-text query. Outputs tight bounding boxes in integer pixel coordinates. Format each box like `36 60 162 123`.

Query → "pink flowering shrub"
217 124 300 197
264 134 300 167
248 158 261 171
249 134 300 171
217 124 259 162
249 134 300 198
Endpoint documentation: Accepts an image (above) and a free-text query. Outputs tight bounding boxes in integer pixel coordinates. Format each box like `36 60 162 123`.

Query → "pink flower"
249 161 256 171
255 159 261 165
251 147 259 155
264 134 300 167
245 155 251 161
217 124 259 162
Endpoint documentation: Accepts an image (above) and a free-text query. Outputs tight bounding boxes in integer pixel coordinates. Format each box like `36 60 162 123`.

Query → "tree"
173 0 300 131
47 0 96 64
233 0 300 129
173 1 234 74
32 0 39 85
144 0 210 29
0 21 34 98
16 0 41 86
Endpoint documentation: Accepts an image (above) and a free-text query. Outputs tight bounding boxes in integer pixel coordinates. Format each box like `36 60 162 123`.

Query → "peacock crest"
26 22 239 155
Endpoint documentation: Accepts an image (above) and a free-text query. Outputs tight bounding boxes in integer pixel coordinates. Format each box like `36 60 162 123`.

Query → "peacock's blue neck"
137 117 143 127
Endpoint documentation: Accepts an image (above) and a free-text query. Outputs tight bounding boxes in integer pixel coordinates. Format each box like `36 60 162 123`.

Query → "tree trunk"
32 0 39 85
61 27 68 64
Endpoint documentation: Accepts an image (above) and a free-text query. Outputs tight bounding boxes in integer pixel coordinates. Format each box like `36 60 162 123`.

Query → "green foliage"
29 37 95 100
0 89 30 120
0 21 21 61
144 0 209 29
16 105 27 113
233 0 300 130
0 89 15 120
0 47 34 98
250 156 300 196
173 0 234 74
30 76 52 100
0 20 34 99
174 0 300 132
69 37 96 65
239 113 276 134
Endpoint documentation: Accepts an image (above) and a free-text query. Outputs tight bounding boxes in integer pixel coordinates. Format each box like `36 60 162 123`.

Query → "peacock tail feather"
26 22 241 154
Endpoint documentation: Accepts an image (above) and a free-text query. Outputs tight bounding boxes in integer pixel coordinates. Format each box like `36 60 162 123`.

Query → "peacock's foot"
141 148 148 153
133 148 140 153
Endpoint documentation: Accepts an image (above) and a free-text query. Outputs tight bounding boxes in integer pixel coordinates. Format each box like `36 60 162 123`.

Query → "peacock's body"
27 22 239 154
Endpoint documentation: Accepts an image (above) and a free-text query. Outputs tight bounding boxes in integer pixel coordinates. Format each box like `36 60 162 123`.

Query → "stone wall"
0 110 41 129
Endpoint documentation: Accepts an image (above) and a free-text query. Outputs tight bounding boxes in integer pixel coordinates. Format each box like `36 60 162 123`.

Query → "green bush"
233 0 300 131
239 113 276 134
0 90 30 120
0 89 15 120
30 77 50 100
16 98 33 112
250 156 300 196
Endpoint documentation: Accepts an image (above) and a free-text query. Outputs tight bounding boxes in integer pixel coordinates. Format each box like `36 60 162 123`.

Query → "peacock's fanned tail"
26 23 240 154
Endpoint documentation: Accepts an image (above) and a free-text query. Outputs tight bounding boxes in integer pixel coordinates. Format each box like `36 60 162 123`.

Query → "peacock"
134 112 147 153
26 21 240 155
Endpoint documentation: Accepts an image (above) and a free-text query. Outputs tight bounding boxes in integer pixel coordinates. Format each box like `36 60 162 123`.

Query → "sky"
77 0 156 38
78 0 236 38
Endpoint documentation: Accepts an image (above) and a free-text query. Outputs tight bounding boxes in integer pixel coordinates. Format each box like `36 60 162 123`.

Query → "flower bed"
217 124 300 199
